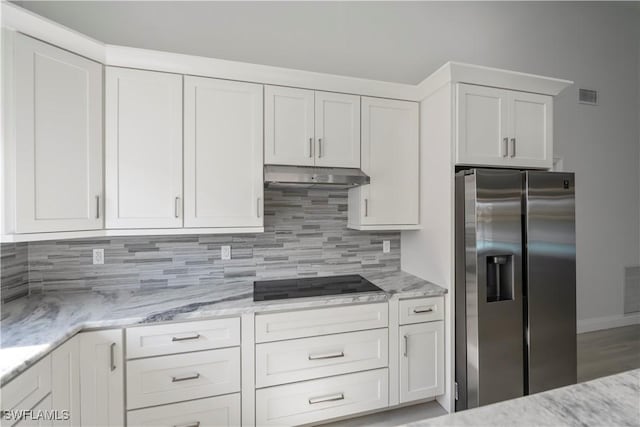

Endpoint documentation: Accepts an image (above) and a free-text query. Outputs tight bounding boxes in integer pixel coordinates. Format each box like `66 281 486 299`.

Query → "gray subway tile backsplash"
1 188 400 299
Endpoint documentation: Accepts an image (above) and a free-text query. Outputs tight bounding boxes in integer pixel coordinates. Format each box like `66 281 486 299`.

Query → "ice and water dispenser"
486 255 514 302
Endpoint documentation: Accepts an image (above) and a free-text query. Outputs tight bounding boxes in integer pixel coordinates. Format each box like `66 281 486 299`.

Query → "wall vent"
578 88 598 105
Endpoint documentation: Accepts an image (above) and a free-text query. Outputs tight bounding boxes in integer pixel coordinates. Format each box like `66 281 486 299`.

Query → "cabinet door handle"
502 137 509 158
403 335 408 357
173 423 200 427
257 197 262 218
96 195 100 219
413 306 434 314
308 351 344 360
175 196 180 218
510 138 516 158
318 138 323 158
309 138 313 158
308 393 344 405
171 333 200 342
110 342 116 371
364 198 369 217
172 373 200 382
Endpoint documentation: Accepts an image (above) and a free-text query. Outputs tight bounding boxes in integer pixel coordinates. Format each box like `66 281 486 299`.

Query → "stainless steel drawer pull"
309 138 313 158
173 422 200 427
364 198 369 217
175 196 180 218
413 307 434 314
404 335 408 357
110 342 116 371
510 138 516 158
172 373 200 382
96 195 100 219
308 393 345 405
257 197 262 218
308 351 345 361
171 333 201 342
502 137 508 158
318 138 323 158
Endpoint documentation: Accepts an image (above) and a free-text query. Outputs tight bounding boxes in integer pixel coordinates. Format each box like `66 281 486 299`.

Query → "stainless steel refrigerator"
455 169 576 411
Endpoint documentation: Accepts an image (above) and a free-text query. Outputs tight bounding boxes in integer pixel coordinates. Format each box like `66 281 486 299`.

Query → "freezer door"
464 169 524 408
525 171 577 393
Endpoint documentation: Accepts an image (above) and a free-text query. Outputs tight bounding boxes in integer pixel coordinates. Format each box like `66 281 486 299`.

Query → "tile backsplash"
1 188 400 297
0 243 29 303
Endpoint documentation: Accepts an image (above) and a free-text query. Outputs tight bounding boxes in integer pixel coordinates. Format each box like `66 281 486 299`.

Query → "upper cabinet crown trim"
416 62 573 100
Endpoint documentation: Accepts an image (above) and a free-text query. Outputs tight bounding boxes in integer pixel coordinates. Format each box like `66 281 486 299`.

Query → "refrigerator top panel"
462 169 525 408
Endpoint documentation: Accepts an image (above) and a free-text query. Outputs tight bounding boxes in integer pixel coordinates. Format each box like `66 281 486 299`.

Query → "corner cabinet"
183 76 264 228
348 97 419 230
105 67 183 229
79 330 125 427
456 83 552 169
9 33 103 234
264 85 360 168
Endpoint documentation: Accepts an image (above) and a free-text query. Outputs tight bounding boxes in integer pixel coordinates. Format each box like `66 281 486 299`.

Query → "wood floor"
320 324 640 426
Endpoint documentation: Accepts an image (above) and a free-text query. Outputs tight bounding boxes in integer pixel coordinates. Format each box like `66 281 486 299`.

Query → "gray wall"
1 189 399 297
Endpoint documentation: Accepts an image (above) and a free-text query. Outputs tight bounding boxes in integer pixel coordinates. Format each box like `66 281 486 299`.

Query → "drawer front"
256 328 388 388
255 303 388 343
126 347 240 409
256 368 388 426
1 356 51 412
399 297 444 325
127 393 241 427
126 318 240 359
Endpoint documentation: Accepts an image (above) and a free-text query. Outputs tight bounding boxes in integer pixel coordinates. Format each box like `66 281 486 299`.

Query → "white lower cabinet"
256 369 389 426
126 347 241 409
16 393 53 427
79 330 125 427
51 337 80 426
399 321 444 403
127 394 241 427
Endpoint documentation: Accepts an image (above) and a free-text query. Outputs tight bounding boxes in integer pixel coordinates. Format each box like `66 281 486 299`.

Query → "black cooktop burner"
253 274 383 302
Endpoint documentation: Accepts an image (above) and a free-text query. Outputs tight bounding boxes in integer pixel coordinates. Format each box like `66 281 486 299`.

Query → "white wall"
13 1 640 326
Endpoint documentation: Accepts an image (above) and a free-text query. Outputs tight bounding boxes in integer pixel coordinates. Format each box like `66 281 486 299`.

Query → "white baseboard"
577 313 640 333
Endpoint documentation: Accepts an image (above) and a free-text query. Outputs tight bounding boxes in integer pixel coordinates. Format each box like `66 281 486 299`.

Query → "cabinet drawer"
126 347 240 409
399 297 444 325
127 393 240 427
126 318 240 358
255 303 388 343
256 328 388 387
256 368 388 426
1 356 51 413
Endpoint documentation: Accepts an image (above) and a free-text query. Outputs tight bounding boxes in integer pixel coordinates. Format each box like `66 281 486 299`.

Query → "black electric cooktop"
253 274 383 302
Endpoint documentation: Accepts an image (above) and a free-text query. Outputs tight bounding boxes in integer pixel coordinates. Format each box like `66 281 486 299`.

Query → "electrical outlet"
221 245 231 261
383 240 391 254
93 248 104 265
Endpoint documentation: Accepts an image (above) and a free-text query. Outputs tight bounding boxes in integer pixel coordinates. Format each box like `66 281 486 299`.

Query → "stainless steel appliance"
455 169 576 411
253 274 383 301
264 165 370 189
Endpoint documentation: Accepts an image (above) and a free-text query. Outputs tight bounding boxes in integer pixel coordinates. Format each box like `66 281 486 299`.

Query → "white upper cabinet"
456 83 552 169
348 97 419 230
105 67 183 229
315 91 360 168
13 33 103 233
265 85 315 166
265 86 361 167
184 76 263 228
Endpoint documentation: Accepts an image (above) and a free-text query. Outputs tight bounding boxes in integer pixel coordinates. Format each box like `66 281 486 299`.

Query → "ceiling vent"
578 88 598 105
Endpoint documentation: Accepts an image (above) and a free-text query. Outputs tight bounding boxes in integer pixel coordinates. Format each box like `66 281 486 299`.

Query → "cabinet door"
315 91 360 168
17 393 53 427
184 76 263 228
51 336 80 426
79 330 124 427
353 97 418 226
508 91 553 168
264 85 315 166
105 67 183 229
456 83 509 166
399 322 444 403
14 34 102 233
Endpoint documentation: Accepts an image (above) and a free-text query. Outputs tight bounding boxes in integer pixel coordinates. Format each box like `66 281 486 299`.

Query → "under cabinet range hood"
264 165 370 189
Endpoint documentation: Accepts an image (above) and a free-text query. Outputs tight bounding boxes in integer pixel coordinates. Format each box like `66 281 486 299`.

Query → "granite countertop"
401 369 640 427
0 270 446 386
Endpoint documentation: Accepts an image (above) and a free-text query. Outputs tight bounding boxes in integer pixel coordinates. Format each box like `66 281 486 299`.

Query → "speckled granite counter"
0 270 445 386
401 369 640 427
